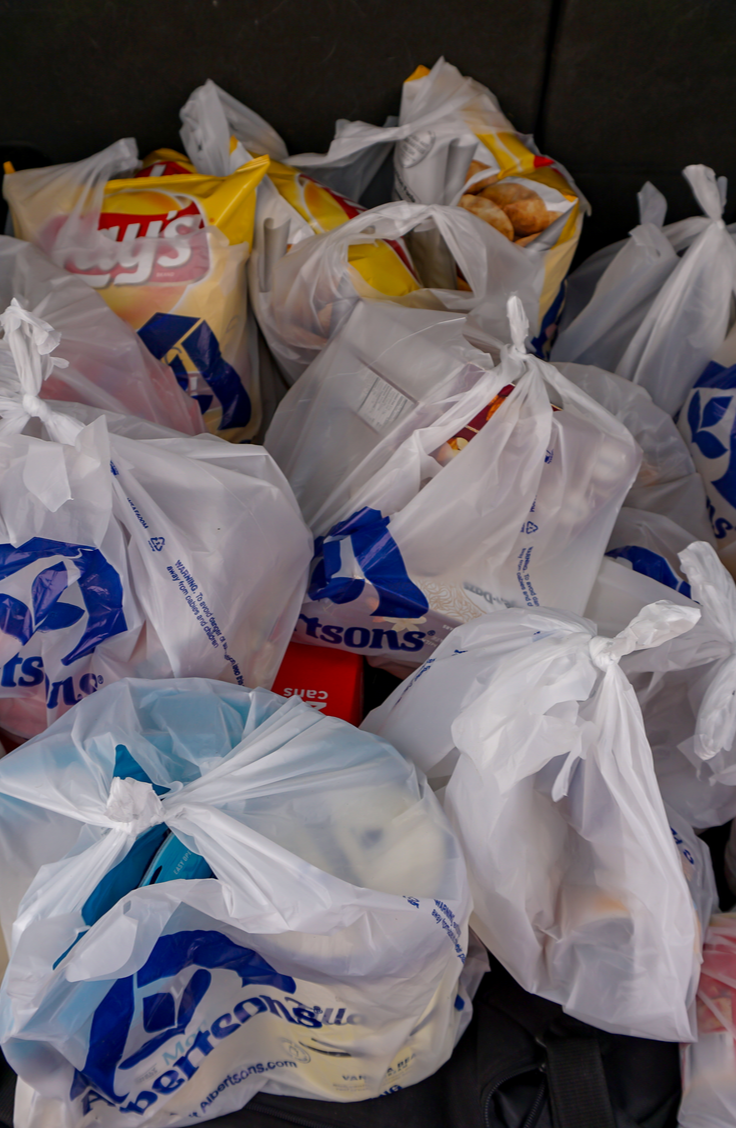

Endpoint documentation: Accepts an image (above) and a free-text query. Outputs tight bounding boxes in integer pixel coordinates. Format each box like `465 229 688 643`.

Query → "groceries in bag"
363 600 706 1041
617 541 736 828
268 297 639 665
0 677 479 1126
179 80 421 384
260 200 538 380
0 235 203 436
3 139 269 441
394 58 587 345
679 915 736 1128
0 302 311 737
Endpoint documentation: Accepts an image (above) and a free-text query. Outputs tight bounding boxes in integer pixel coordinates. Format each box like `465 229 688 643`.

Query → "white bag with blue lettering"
270 297 639 665
0 301 311 738
363 600 705 1041
679 319 736 575
0 677 477 1127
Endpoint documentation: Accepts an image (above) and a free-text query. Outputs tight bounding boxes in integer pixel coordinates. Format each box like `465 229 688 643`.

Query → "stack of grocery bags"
0 55 735 1127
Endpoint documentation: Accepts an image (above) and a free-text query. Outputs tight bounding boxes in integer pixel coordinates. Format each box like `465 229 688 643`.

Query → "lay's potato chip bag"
4 138 268 441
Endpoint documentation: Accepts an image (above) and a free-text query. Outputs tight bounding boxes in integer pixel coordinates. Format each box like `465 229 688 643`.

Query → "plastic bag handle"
0 299 83 445
683 164 725 223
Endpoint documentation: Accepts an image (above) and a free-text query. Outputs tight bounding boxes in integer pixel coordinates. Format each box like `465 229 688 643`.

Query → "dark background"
1 0 735 261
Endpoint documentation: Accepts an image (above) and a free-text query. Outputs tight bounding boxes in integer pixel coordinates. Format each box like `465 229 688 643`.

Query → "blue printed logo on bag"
0 537 127 717
680 358 736 548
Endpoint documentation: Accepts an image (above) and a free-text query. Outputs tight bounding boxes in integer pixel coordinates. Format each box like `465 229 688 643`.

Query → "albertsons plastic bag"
0 302 311 737
615 165 736 415
268 297 639 664
0 236 202 436
0 678 478 1127
680 319 736 576
179 80 421 385
362 600 704 1041
3 140 269 441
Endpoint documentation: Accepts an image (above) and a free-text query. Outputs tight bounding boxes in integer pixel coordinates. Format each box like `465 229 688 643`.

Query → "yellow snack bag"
4 140 269 441
266 159 419 298
396 59 588 351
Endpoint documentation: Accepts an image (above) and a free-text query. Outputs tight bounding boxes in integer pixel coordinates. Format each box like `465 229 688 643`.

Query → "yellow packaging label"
75 154 267 441
266 159 420 299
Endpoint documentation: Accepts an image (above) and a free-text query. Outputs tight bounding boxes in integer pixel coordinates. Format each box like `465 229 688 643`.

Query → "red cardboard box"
271 641 363 726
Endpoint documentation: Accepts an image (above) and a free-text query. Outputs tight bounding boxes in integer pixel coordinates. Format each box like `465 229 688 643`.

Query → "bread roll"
480 182 537 208
464 160 497 192
504 198 559 236
458 194 514 241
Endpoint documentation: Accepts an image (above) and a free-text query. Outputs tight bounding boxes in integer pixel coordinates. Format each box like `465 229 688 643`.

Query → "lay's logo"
66 188 210 289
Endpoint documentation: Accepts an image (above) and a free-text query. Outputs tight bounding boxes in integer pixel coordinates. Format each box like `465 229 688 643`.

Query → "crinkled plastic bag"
267 297 639 664
0 235 202 436
615 165 736 416
680 915 736 1128
179 80 421 385
362 600 704 1040
394 58 587 346
3 140 268 441
0 302 311 737
0 678 477 1126
554 359 714 542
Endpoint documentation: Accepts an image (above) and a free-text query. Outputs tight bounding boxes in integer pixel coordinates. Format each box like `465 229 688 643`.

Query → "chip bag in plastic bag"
0 678 479 1126
179 80 421 384
3 139 269 441
267 297 640 665
0 301 311 737
0 235 203 436
394 58 587 348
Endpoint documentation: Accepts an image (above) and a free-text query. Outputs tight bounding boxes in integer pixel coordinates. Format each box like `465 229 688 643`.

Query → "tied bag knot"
106 776 165 836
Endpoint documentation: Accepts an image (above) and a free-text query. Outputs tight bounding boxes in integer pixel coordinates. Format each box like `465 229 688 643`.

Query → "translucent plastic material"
0 303 311 736
363 600 705 1041
0 236 202 436
0 678 476 1124
267 298 640 664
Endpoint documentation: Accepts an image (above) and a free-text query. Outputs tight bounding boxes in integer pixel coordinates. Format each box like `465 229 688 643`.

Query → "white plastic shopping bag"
255 199 537 382
268 297 639 665
680 915 736 1128
615 165 736 415
3 139 269 441
393 58 587 345
554 359 714 542
551 182 680 372
179 81 422 386
0 302 311 737
0 236 202 436
363 600 704 1040
0 678 477 1126
679 319 736 575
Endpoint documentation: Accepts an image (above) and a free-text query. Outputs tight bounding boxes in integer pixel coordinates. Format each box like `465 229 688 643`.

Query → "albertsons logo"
70 930 321 1117
0 538 126 706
